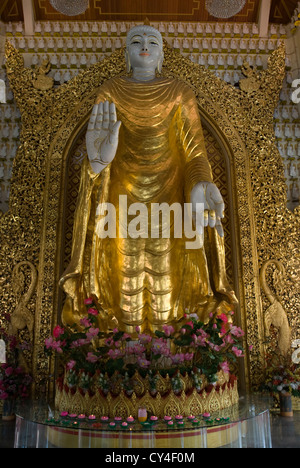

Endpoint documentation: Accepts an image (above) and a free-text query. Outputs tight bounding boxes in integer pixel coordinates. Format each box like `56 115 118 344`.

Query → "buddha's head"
125 25 164 75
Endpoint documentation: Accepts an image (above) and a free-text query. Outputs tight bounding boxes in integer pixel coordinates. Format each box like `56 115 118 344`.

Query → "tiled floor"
1 410 299 448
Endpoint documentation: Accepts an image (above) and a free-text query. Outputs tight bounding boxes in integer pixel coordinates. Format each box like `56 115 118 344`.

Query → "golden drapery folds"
60 77 237 335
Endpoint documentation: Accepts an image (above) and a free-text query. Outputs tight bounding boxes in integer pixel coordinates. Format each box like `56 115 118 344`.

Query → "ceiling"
0 0 298 25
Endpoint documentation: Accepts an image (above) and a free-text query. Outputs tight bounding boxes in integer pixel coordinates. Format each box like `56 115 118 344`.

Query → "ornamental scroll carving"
0 39 299 399
260 260 291 357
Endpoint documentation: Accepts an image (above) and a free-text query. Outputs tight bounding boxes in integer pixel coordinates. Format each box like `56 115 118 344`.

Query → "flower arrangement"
0 363 32 401
0 315 32 402
45 299 245 395
261 354 300 397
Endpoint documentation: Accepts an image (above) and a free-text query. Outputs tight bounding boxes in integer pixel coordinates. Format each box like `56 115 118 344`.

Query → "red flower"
218 313 228 323
53 325 65 338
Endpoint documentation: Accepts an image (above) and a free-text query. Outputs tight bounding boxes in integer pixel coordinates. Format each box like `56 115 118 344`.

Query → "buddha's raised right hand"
86 100 121 173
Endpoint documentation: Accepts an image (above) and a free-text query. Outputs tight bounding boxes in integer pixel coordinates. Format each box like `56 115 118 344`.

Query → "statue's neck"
131 67 156 82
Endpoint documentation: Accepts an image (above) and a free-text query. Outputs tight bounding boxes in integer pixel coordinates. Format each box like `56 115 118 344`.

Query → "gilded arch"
1 40 299 400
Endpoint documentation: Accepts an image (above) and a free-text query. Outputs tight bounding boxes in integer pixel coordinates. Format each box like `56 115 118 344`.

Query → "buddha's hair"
126 25 163 49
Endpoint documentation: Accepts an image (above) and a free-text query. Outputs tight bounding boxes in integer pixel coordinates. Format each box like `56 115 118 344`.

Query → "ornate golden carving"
260 260 291 357
32 60 54 91
9 261 37 341
239 61 261 93
0 38 299 399
55 370 238 418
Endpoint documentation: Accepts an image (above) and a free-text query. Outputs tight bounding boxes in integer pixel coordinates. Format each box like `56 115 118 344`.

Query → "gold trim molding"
0 40 299 399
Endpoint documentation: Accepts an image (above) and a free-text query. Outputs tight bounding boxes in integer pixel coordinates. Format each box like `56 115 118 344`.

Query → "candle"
167 420 174 426
121 422 128 427
69 414 77 418
164 415 172 421
88 414 96 420
192 419 199 425
150 416 158 421
138 407 147 423
202 412 210 418
127 416 135 423
175 415 183 420
60 411 68 417
114 416 122 422
78 414 86 419
176 420 184 426
100 416 109 422
109 422 116 428
187 415 195 420
205 419 214 425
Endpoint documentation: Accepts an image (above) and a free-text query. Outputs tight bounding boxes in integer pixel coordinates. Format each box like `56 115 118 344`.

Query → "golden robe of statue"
60 76 236 334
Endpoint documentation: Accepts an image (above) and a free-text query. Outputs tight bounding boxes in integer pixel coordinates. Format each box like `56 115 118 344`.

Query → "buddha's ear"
157 53 164 74
125 49 131 73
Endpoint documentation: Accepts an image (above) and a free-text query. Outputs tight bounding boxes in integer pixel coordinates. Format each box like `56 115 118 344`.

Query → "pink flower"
84 298 93 305
162 324 175 337
135 326 141 333
230 325 244 337
66 360 76 370
171 353 185 364
209 342 221 352
184 353 194 361
53 325 64 338
88 308 99 316
223 334 234 344
193 329 209 347
220 361 230 373
121 333 131 341
86 327 99 340
137 357 151 368
50 340 64 353
128 343 146 355
138 333 152 345
80 317 92 328
70 338 89 348
45 336 55 349
86 352 99 363
108 349 123 359
232 346 243 357
151 338 169 356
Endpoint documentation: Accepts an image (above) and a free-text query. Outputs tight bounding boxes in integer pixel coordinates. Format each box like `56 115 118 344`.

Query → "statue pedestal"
14 395 272 448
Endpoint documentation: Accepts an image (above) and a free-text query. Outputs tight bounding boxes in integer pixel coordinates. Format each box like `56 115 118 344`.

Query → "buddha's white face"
127 30 163 72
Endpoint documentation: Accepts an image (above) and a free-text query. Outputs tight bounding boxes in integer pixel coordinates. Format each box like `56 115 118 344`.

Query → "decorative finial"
144 17 150 26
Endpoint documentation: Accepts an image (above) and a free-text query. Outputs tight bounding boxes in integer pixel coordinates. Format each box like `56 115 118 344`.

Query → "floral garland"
45 299 245 394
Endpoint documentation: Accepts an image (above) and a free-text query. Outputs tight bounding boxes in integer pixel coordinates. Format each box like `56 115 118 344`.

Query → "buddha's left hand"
190 182 224 238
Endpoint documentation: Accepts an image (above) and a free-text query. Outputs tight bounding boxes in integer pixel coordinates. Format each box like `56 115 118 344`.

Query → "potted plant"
261 354 300 417
0 317 32 420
